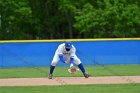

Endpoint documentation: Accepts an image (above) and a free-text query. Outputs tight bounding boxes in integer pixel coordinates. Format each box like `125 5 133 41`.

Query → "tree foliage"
74 0 140 38
0 0 140 39
0 0 34 39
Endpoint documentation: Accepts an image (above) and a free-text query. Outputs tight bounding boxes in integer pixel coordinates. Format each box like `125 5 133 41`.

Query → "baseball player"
48 41 90 79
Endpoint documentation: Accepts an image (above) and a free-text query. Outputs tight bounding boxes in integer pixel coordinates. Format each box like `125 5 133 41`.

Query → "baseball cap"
65 41 72 49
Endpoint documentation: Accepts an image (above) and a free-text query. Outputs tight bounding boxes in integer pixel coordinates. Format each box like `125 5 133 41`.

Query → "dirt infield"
0 76 140 86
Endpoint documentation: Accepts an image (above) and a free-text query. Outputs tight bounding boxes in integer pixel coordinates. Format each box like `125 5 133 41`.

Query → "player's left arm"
69 46 76 65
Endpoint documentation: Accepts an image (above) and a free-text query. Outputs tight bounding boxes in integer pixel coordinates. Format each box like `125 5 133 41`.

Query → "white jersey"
55 43 76 58
51 43 81 66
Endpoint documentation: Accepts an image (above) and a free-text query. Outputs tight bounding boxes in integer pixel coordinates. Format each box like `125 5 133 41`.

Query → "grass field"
0 64 140 78
0 64 140 93
0 84 140 93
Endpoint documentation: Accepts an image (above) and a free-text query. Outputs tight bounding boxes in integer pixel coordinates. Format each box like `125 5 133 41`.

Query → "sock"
49 65 55 75
78 63 86 74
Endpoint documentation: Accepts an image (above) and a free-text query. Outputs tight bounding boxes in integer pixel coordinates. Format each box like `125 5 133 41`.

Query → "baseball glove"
68 66 79 74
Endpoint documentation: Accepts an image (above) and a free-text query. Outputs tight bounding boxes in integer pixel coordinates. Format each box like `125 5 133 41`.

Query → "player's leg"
73 55 90 78
48 54 59 79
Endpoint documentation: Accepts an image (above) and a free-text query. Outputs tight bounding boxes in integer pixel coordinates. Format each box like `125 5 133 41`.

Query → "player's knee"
74 59 81 65
51 61 57 66
77 61 81 65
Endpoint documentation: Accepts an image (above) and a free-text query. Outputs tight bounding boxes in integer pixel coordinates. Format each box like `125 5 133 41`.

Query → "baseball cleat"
84 73 90 78
48 74 53 79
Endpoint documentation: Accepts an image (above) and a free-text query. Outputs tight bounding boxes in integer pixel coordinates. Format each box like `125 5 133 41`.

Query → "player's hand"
68 66 79 74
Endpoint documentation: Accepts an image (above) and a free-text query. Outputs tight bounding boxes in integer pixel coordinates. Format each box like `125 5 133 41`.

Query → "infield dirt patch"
0 76 140 86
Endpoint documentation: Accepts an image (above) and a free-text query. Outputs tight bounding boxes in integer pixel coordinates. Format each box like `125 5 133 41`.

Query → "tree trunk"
67 11 73 38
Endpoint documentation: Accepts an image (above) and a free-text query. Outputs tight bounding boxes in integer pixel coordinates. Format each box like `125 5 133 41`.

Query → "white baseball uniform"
51 43 81 66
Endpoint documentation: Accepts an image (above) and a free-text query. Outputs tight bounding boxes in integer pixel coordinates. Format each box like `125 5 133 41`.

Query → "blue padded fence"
0 39 140 67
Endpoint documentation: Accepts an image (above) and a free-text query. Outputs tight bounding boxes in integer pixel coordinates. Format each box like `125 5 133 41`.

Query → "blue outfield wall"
0 39 140 67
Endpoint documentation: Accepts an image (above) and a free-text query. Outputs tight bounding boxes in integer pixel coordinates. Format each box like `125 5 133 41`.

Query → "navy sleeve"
59 55 65 63
70 57 74 64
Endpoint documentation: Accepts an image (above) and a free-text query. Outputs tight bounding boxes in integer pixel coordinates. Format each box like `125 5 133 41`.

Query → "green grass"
0 84 140 93
0 65 139 93
0 64 140 78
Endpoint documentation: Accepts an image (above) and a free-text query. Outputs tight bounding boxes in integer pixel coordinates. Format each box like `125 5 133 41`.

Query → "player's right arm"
55 44 66 63
59 54 65 63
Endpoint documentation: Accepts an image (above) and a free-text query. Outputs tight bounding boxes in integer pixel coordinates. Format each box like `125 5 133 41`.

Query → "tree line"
0 0 140 40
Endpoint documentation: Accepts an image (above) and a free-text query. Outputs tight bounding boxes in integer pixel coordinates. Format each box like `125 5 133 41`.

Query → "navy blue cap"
65 41 72 49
